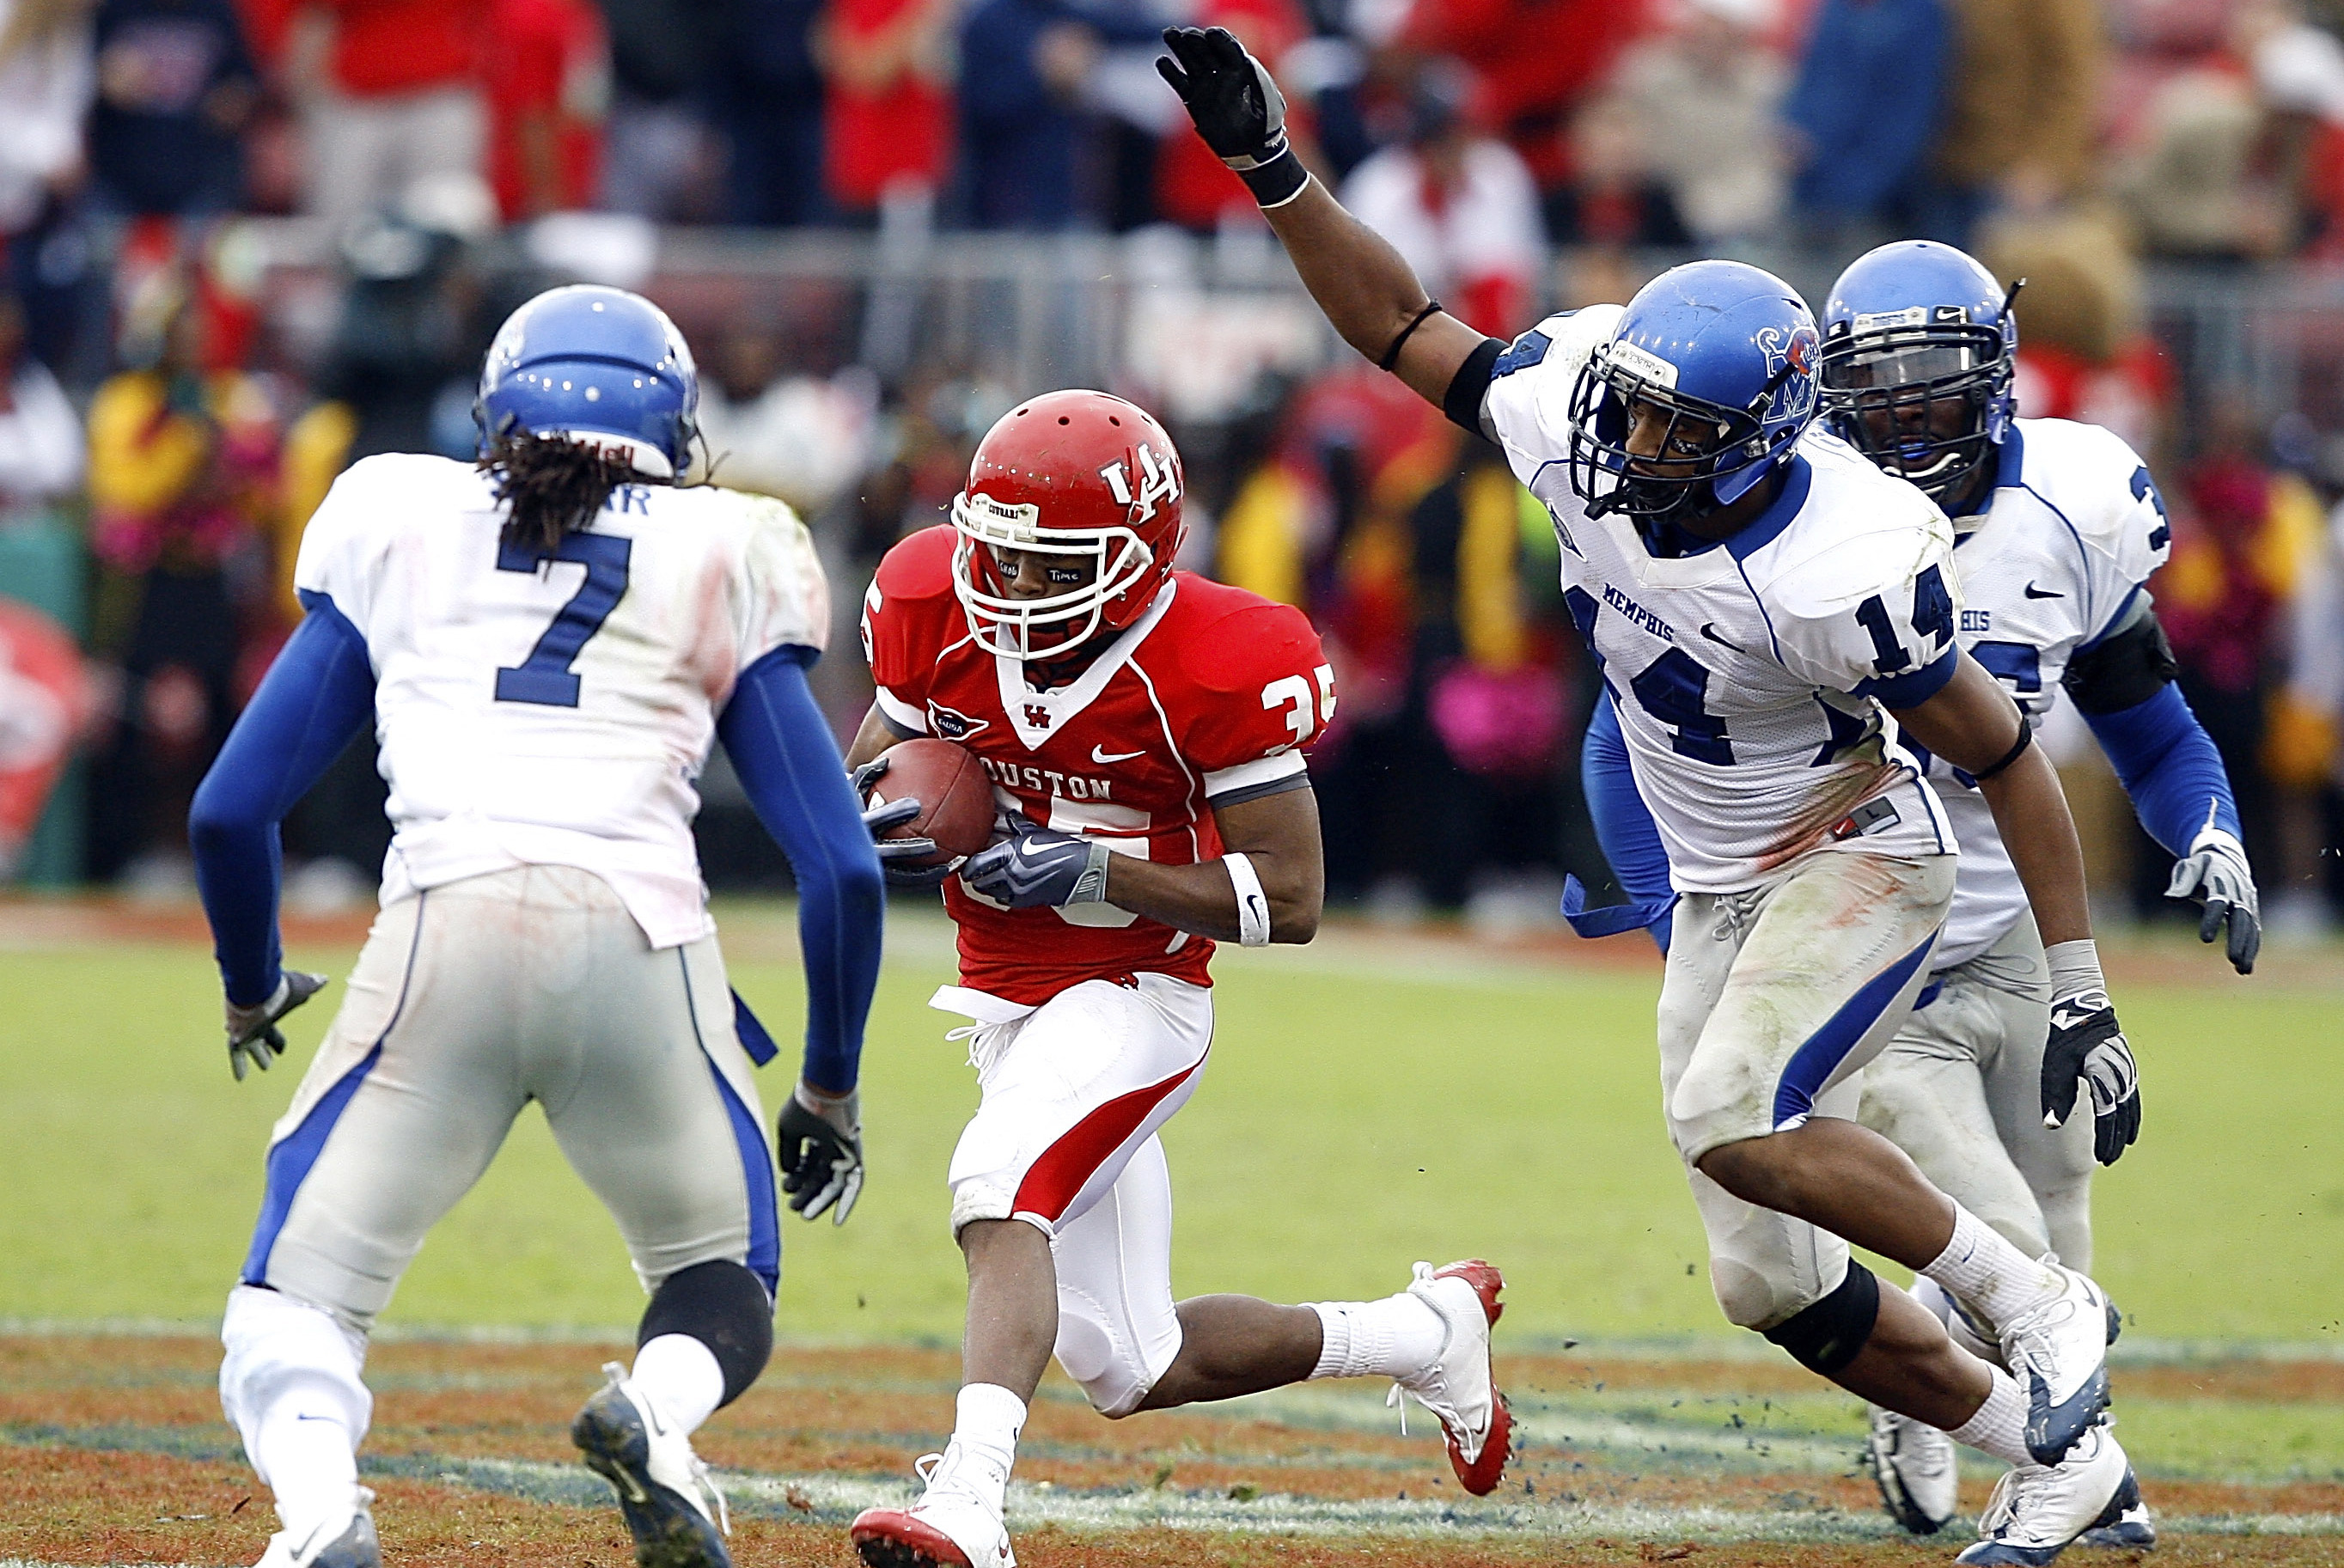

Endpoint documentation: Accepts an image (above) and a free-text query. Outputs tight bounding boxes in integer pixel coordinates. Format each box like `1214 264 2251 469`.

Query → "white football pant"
1660 849 1956 1332
936 974 1210 1416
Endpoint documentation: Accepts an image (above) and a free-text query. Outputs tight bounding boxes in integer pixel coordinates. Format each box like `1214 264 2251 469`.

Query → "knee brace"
1761 1260 1880 1376
638 1260 773 1408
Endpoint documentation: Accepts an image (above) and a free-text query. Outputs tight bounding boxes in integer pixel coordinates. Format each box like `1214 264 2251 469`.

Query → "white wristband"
1224 852 1272 947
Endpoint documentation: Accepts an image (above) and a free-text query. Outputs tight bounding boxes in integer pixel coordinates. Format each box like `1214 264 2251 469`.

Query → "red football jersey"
863 527 1334 1004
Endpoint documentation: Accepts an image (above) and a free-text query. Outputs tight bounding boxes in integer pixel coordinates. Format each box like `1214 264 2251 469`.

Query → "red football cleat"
1389 1259 1513 1496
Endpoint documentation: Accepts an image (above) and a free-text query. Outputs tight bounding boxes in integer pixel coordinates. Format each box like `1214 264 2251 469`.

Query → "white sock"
1911 1275 2003 1366
1946 1364 2035 1468
937 1383 1025 1509
253 1404 361 1544
631 1333 726 1437
219 1284 373 1547
1305 1293 1447 1381
1920 1205 2062 1333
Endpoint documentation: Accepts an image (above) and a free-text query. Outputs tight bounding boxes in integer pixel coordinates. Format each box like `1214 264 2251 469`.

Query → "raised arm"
1159 27 1491 413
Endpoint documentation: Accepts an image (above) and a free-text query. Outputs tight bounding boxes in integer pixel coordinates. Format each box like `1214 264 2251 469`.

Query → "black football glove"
776 1081 864 1224
223 970 330 1082
959 814 1113 909
1157 27 1309 205
852 755 955 888
2165 824 2260 975
2042 993 2141 1166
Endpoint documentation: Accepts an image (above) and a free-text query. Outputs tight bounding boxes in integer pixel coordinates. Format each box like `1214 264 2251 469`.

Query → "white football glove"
223 970 330 1082
776 1080 864 1224
2165 822 2259 974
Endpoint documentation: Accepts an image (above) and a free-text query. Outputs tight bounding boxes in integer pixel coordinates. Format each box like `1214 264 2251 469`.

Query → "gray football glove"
852 755 954 889
224 970 330 1082
776 1080 864 1224
2042 991 2141 1166
2166 824 2259 974
959 815 1112 909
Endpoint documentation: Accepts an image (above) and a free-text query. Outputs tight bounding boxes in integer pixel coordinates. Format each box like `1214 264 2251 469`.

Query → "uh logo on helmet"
951 389 1187 662
1567 259 1822 527
474 284 699 479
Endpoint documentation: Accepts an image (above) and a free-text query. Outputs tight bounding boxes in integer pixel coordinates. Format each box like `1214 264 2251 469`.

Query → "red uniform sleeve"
1177 599 1334 798
860 526 959 731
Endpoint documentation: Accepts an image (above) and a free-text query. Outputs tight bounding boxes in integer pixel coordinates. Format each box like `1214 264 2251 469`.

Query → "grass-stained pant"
1658 849 1956 1333
239 864 776 1332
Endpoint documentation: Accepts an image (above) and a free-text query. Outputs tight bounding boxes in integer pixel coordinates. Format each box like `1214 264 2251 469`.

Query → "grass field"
4 894 2341 1565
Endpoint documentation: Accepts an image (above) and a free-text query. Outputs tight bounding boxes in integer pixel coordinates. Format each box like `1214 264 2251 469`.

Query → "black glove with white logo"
1158 27 1309 206
777 1080 864 1224
2041 940 2140 1166
959 815 1112 909
852 755 955 889
223 970 330 1082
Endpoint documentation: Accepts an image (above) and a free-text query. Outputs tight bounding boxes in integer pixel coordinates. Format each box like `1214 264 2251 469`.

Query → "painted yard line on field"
11 1320 2340 1364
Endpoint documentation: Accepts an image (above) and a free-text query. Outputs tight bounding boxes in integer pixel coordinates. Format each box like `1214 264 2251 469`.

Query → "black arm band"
1969 712 2036 783
2062 607 2178 715
1378 301 1445 372
1239 148 1310 208
1443 336 1506 435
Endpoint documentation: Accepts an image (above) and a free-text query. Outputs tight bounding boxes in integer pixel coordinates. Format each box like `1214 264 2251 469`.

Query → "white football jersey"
1486 306 1958 893
293 454 830 947
1920 418 2172 968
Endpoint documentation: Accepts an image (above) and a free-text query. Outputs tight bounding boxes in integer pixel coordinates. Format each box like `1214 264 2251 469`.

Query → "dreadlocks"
479 426 652 553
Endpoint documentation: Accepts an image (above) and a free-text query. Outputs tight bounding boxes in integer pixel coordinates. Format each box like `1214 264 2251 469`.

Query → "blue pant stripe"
681 952 781 1296
1770 928 1939 1132
240 1043 382 1285
239 894 425 1286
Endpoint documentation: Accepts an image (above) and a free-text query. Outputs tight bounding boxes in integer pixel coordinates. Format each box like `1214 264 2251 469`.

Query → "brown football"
867 737 997 864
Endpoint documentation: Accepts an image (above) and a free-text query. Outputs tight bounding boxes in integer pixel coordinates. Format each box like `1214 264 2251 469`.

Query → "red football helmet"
950 389 1187 661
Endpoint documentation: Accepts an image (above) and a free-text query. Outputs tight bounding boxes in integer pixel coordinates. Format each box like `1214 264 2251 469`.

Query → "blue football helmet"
475 284 699 478
1819 240 2017 516
1567 259 1821 526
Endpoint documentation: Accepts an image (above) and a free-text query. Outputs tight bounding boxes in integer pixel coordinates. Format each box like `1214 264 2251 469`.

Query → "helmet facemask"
1566 343 1790 527
1820 318 2013 514
950 490 1159 662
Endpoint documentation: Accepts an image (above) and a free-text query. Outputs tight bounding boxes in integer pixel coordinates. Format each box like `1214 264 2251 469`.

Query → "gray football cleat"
253 1489 378 1568
1865 1404 1958 1534
573 1362 732 1568
1956 1422 2137 1567
1998 1260 2115 1465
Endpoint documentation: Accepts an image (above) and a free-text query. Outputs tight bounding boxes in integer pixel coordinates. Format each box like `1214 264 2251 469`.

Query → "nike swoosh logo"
996 845 1067 894
1091 745 1145 764
2024 583 2064 599
1700 622 1746 655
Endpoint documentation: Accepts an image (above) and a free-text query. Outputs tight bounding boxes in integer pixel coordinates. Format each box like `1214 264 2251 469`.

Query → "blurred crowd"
3 0 2344 936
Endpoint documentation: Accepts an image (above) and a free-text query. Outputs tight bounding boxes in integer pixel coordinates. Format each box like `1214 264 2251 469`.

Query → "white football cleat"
851 1446 1016 1568
1956 1421 2139 1566
1864 1403 1957 1534
1388 1259 1513 1496
572 1362 731 1568
1996 1260 2114 1464
254 1488 378 1568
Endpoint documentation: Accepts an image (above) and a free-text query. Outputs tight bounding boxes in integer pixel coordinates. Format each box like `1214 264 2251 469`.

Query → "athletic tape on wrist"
2043 937 2104 1004
1224 852 1272 946
1239 150 1311 208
